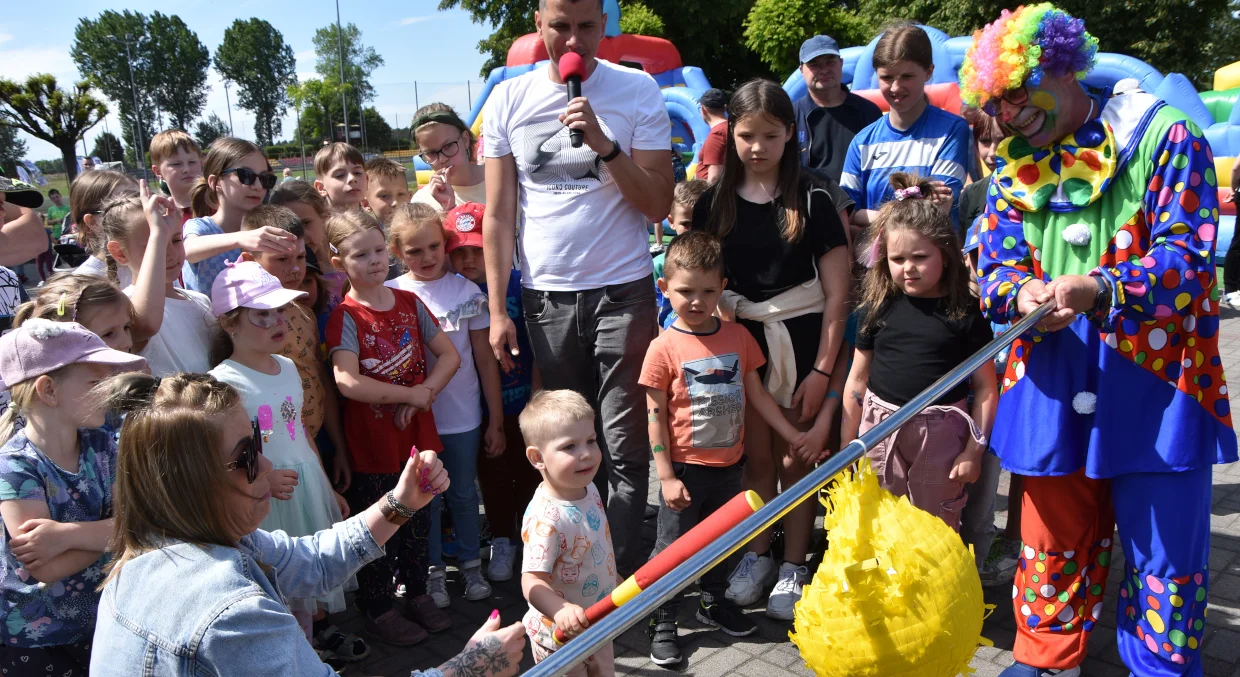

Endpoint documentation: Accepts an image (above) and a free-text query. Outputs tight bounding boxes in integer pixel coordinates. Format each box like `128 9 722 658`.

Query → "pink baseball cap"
444 202 485 253
210 261 307 317
0 319 147 392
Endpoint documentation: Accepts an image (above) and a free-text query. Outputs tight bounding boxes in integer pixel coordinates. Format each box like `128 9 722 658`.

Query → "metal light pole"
122 36 146 179
335 0 349 142
356 78 368 151
103 117 116 162
223 79 235 135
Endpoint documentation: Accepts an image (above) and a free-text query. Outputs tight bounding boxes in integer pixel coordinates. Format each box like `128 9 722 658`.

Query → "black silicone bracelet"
811 367 831 379
600 141 622 163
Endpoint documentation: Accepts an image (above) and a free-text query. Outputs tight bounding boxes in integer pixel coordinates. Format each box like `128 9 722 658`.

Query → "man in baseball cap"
793 35 882 183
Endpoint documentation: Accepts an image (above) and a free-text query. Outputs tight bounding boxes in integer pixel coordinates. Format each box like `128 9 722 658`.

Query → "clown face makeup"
993 74 1086 149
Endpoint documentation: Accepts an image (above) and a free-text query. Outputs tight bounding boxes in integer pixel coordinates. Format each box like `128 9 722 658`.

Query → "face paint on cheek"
246 310 283 330
1030 90 1057 112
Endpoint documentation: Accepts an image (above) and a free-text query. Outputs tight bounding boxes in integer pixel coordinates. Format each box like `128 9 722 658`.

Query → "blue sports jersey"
840 105 971 232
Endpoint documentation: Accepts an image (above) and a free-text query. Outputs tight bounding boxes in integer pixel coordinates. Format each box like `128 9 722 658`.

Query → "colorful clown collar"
993 116 1116 213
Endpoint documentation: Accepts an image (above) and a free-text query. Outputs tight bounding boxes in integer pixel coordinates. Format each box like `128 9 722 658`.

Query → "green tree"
618 2 665 37
0 75 108 183
438 0 536 77
361 107 394 150
215 18 297 146
312 24 385 104
442 0 771 85
35 158 65 175
90 131 123 162
0 125 28 179
147 12 211 130
71 10 157 161
853 0 1234 90
744 0 873 74
641 0 772 87
193 113 232 149
288 79 352 145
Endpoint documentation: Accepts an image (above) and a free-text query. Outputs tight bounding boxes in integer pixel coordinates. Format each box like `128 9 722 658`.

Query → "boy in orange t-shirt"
638 231 807 667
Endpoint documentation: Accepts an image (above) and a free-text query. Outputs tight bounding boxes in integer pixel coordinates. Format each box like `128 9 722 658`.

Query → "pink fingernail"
489 609 500 620
421 468 429 480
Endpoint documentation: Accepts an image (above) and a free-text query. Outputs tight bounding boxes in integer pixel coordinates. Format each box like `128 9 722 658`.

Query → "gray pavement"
343 310 1240 677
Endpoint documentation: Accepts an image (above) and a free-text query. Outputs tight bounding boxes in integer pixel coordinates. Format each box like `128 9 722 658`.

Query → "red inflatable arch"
854 82 965 116
507 33 683 74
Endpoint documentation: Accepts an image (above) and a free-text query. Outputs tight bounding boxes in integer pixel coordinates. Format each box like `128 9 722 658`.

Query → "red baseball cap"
444 202 485 253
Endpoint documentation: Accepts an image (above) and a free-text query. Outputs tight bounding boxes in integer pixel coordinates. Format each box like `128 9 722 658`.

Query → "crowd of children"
0 19 1063 677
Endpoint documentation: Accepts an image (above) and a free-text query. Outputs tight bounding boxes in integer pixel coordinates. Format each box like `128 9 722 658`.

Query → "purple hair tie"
893 186 923 201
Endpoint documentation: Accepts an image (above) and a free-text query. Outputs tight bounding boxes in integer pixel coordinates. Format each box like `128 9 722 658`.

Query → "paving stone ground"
341 310 1240 677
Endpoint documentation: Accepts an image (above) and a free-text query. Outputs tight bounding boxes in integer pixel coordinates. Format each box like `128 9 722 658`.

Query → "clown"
961 4 1238 677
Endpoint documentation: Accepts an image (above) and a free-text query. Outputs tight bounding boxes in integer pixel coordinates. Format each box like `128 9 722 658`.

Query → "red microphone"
558 52 587 148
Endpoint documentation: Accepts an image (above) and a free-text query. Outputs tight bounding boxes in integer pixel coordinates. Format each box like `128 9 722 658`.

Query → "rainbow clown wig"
959 3 1099 108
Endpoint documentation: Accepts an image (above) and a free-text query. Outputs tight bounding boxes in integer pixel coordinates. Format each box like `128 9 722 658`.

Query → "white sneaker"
766 562 809 620
427 566 451 608
487 538 516 582
462 566 493 601
725 552 777 606
1224 291 1240 309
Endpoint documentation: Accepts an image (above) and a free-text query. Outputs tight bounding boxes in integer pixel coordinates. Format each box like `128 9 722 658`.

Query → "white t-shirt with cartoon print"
385 272 489 435
520 483 617 652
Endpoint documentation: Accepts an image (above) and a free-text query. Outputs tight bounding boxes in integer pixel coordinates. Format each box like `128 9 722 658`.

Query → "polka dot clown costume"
962 4 1237 676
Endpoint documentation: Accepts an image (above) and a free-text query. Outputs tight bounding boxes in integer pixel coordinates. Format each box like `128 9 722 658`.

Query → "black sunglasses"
224 418 264 483
222 167 278 191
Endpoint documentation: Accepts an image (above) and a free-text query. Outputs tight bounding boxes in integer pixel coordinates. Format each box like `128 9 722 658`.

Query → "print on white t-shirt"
484 59 671 292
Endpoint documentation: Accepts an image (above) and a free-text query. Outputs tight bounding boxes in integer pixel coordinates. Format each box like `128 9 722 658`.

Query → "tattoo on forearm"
651 444 666 455
648 407 659 423
441 635 510 677
851 390 863 407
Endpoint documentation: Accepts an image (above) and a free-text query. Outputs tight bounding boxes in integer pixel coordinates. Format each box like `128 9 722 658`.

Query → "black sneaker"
696 594 758 637
647 615 682 666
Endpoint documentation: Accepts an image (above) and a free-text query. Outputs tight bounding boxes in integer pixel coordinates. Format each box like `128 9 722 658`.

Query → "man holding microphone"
482 0 673 580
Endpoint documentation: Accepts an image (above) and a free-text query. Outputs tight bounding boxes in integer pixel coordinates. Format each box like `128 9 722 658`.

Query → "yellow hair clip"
57 292 67 317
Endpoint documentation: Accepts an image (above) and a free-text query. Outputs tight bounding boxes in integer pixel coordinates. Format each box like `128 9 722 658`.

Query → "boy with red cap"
444 202 542 583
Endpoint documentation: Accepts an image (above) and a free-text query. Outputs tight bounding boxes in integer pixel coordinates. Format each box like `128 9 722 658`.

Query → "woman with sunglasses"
410 104 486 213
183 137 297 300
87 371 527 677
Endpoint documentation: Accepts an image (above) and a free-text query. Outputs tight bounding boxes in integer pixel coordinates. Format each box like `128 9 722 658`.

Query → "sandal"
315 624 371 662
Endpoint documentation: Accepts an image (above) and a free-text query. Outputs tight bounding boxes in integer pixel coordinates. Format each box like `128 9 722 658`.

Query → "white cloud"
0 46 81 83
295 49 316 64
399 16 432 26
0 34 13 46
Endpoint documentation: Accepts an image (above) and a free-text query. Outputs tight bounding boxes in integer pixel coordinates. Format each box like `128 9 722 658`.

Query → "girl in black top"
841 172 997 531
690 79 851 619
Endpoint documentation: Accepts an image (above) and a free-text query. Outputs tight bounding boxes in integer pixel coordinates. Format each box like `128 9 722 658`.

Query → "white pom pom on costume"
1072 391 1097 415
23 318 67 340
1062 223 1092 246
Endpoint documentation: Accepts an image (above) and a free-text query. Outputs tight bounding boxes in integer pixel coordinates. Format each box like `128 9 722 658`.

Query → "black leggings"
1224 242 1240 295
346 472 430 617
0 640 91 676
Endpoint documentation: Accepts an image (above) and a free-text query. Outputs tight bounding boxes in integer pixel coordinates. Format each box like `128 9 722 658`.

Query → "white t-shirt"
124 287 215 376
520 483 617 652
75 256 133 289
385 273 490 435
483 59 670 291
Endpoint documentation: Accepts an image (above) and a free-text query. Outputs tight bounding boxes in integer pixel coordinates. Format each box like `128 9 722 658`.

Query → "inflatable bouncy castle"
785 24 1240 259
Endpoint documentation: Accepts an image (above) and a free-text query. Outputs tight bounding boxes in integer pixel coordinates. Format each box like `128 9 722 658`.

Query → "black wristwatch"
599 141 622 163
1091 276 1111 313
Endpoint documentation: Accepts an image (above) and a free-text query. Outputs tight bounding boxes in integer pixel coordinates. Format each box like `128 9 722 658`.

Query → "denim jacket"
90 515 445 677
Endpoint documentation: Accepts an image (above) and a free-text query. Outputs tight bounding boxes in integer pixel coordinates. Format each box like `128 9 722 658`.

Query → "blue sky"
0 0 496 161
